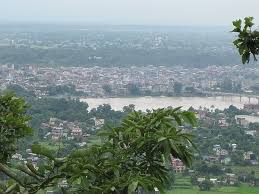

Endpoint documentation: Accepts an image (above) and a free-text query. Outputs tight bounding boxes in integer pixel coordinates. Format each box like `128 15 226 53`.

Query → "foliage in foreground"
232 17 259 64
0 93 33 163
0 93 197 194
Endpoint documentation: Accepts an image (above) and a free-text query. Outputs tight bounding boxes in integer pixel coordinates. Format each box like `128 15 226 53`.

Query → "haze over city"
0 0 259 25
1 1 259 194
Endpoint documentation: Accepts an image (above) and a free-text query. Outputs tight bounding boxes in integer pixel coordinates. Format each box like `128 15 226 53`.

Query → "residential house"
71 127 83 137
218 118 229 128
171 158 186 173
235 115 249 128
244 104 259 113
93 118 105 127
216 149 229 157
51 127 63 140
210 178 218 184
244 151 256 160
245 130 257 136
225 173 238 185
197 177 206 183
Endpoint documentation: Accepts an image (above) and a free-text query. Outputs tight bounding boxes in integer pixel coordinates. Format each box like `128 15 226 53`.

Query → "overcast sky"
1 0 259 26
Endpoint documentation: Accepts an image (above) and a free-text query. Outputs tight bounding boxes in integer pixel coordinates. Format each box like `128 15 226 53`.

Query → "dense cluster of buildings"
42 117 104 141
1 64 259 97
11 116 106 180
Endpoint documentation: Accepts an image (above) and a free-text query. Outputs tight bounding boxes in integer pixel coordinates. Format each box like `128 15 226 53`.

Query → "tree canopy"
0 93 33 163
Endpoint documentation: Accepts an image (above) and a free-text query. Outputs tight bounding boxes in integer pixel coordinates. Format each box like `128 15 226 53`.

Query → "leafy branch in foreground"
232 17 259 64
0 93 197 193
0 94 196 194
0 92 33 164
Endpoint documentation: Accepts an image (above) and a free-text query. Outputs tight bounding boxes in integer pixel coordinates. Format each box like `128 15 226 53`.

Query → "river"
80 96 259 111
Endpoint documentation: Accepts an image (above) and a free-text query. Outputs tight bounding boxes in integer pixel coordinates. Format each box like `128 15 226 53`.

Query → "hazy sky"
1 0 259 26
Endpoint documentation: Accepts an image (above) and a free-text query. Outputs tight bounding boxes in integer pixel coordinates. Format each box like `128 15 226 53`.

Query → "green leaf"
182 111 197 126
97 130 112 137
158 137 167 142
5 183 19 194
242 51 250 64
172 106 182 112
233 39 242 46
173 114 182 125
128 181 138 193
232 17 259 64
232 19 242 30
244 16 254 28
238 45 246 55
26 162 44 177
31 144 56 160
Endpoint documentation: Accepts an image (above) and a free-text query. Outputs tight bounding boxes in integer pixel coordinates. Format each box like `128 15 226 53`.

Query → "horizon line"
0 20 231 28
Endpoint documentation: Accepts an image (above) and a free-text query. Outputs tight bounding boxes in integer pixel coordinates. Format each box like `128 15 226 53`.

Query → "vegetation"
0 93 197 193
232 17 259 64
102 85 113 95
1 17 259 194
0 33 242 68
46 84 86 96
0 93 33 163
166 175 259 194
174 82 183 95
167 184 259 194
127 83 141 96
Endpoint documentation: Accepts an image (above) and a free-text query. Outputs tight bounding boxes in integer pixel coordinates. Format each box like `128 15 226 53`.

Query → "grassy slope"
167 175 259 194
167 184 259 194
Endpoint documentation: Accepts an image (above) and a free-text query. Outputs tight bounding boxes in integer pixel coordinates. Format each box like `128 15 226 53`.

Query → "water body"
80 96 259 111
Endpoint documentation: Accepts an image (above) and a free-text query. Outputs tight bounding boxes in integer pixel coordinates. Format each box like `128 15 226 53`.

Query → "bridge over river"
203 92 259 104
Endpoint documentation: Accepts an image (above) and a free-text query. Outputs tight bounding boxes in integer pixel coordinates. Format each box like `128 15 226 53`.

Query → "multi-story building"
171 158 186 173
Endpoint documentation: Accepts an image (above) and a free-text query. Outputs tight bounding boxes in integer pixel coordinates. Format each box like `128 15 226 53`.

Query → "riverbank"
80 96 254 111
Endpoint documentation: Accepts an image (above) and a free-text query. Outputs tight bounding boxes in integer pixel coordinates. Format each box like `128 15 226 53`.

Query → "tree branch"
0 163 25 187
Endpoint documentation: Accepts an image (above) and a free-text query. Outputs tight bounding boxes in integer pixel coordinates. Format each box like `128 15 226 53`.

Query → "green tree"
102 84 113 95
185 86 196 94
221 78 233 92
127 83 141 96
46 84 84 96
232 17 259 64
122 104 136 113
249 122 259 130
0 93 33 163
0 93 33 193
1 106 197 194
231 150 245 165
5 85 36 98
199 179 213 191
174 82 183 95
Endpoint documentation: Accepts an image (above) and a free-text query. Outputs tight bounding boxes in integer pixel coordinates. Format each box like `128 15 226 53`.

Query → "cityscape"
1 1 259 194
2 64 259 98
